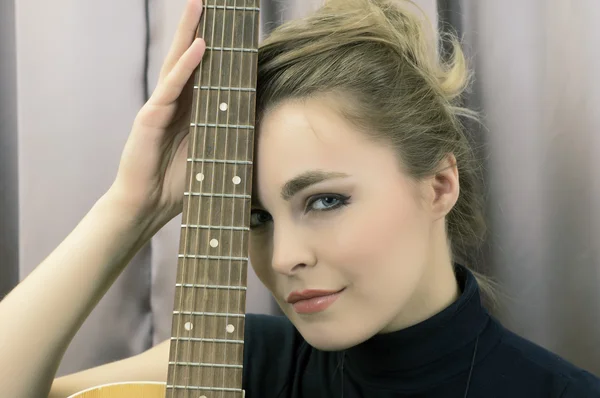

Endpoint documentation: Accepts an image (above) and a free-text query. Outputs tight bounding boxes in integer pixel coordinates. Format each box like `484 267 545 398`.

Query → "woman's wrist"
95 189 167 248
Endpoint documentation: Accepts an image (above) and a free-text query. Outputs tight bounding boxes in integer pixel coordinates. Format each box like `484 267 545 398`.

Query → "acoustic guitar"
68 0 261 396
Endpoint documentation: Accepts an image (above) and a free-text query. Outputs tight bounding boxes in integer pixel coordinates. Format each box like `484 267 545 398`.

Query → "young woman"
1 0 599 397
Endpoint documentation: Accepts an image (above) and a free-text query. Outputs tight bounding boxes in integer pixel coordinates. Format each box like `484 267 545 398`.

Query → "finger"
150 38 206 107
158 0 204 83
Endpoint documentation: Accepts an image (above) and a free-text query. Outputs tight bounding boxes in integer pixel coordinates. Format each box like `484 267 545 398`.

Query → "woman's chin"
291 316 378 352
305 335 358 351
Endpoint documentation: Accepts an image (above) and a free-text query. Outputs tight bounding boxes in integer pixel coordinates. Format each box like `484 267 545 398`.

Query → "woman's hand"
108 0 206 226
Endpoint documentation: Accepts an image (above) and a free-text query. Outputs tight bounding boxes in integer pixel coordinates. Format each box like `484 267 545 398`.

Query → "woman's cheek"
321 209 391 272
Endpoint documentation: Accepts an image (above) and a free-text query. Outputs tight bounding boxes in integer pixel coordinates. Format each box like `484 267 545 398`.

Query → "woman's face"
249 96 452 350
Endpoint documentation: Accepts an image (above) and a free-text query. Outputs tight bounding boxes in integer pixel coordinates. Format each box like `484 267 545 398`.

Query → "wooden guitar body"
68 382 165 398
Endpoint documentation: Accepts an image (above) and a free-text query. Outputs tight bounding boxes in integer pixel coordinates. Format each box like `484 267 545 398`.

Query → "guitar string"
219 0 241 396
221 0 259 394
233 1 259 395
168 1 209 396
175 1 256 395
204 0 231 394
186 0 219 393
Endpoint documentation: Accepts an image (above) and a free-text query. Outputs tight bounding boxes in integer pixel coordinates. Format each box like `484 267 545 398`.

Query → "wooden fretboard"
166 1 260 397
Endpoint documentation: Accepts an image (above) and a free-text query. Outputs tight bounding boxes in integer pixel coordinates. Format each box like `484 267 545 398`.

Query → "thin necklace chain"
463 335 480 398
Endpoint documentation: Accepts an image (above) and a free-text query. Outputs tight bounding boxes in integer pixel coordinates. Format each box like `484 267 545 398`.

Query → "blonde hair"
256 0 491 295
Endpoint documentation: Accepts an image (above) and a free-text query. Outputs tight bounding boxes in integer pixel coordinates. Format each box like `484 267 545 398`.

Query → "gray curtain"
0 0 19 302
439 0 600 375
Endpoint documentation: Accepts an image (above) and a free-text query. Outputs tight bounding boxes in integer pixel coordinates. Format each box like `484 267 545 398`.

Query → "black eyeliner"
304 194 351 213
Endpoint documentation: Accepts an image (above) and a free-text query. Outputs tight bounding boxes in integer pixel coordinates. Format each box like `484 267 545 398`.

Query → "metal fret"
176 283 247 290
183 193 250 199
167 385 244 392
190 122 254 129
178 254 248 261
186 158 253 165
195 85 256 92
205 46 258 53
203 5 260 11
169 361 243 369
181 224 249 231
173 311 245 318
171 337 244 344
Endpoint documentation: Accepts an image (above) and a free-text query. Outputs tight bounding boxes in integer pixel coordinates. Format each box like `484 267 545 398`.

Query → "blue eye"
249 195 350 230
250 209 272 229
306 194 350 212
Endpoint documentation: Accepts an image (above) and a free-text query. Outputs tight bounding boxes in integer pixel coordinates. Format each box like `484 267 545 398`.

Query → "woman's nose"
270 223 316 275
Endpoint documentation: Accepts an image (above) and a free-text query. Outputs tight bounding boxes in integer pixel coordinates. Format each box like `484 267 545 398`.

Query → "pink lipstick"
286 289 343 314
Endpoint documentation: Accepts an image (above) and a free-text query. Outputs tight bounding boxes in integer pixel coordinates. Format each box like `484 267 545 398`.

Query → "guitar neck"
166 1 260 397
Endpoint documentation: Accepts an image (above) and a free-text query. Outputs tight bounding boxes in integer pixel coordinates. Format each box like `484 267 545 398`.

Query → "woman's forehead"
257 98 370 156
256 100 362 176
251 99 402 202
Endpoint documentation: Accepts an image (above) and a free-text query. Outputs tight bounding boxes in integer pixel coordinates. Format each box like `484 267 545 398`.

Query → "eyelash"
249 194 351 229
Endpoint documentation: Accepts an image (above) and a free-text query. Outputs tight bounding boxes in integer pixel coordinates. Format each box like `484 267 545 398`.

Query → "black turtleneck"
242 265 600 397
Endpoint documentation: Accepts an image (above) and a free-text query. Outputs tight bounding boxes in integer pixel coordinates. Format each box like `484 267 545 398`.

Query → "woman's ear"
427 153 460 221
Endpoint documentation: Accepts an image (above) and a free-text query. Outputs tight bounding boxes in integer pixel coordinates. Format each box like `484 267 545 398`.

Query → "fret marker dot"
219 102 228 111
210 239 219 248
226 324 235 333
184 322 193 331
195 173 204 182
232 176 241 185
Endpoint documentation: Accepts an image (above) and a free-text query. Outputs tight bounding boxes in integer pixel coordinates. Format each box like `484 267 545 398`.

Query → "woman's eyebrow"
280 170 350 200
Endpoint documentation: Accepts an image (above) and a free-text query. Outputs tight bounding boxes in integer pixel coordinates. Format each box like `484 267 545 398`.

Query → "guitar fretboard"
166 1 260 397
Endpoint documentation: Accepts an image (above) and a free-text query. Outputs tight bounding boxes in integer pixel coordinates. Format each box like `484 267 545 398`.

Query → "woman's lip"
291 290 344 314
286 289 344 304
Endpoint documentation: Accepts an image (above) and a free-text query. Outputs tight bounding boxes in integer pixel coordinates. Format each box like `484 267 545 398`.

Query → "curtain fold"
0 0 19 301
